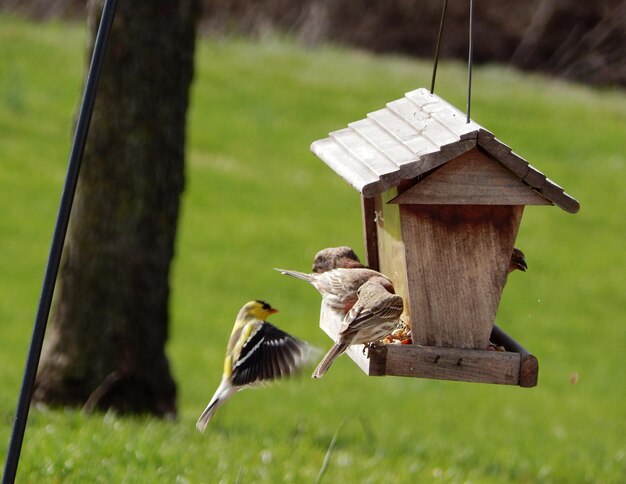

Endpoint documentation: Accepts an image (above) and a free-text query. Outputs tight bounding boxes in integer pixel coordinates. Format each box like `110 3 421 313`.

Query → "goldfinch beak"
269 308 278 314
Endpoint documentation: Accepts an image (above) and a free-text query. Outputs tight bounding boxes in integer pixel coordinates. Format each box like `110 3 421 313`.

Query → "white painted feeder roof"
311 88 579 213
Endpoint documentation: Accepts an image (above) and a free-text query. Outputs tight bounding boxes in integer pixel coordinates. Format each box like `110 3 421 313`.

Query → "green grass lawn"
1 15 625 483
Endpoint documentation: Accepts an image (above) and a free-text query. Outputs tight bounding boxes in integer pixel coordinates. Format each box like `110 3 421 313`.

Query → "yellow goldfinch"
312 246 365 273
196 300 312 432
312 279 403 378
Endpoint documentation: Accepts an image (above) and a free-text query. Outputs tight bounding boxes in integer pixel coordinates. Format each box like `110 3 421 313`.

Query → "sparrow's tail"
274 268 312 282
312 342 349 379
196 379 237 433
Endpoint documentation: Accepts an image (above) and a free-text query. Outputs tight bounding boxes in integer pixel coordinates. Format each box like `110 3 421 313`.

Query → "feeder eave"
477 129 580 213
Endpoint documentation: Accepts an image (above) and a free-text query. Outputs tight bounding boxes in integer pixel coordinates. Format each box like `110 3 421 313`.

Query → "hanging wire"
466 0 475 123
430 0 449 94
1 1 118 482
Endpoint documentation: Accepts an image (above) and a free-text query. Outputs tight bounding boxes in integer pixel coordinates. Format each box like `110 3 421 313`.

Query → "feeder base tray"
320 304 538 387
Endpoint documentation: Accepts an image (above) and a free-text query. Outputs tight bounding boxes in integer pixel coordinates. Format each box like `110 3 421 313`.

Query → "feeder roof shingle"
311 88 579 214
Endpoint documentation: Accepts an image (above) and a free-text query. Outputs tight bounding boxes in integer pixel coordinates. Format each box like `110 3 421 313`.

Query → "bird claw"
363 341 384 357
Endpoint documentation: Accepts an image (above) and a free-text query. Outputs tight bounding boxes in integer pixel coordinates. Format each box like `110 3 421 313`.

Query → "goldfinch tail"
274 268 312 282
196 379 237 433
312 342 349 379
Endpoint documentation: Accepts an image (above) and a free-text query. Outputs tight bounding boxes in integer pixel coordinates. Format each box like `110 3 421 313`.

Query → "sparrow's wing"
340 299 402 332
339 285 403 338
317 270 350 294
321 268 380 296
231 322 309 386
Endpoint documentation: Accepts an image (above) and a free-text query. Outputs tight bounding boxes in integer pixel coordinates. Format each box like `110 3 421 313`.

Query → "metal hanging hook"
429 0 476 125
430 0 449 95
467 0 475 123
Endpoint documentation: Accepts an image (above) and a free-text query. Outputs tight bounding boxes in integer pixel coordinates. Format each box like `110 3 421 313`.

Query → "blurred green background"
1 16 625 482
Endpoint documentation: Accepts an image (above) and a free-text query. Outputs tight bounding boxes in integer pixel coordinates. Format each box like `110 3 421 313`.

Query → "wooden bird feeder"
311 88 579 387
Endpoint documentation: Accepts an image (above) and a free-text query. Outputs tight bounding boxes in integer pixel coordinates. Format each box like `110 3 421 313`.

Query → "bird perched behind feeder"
488 248 528 351
508 247 528 274
196 300 313 432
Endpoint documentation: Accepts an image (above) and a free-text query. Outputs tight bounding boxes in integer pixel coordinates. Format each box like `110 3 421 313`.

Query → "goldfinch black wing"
231 322 309 386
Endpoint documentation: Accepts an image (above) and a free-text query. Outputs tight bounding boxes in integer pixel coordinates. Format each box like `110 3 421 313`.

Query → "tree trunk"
34 0 200 417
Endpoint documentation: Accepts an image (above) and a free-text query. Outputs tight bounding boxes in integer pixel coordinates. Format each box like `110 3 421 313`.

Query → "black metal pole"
2 1 118 482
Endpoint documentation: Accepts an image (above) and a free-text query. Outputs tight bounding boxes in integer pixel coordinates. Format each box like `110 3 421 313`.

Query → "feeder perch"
311 88 579 387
